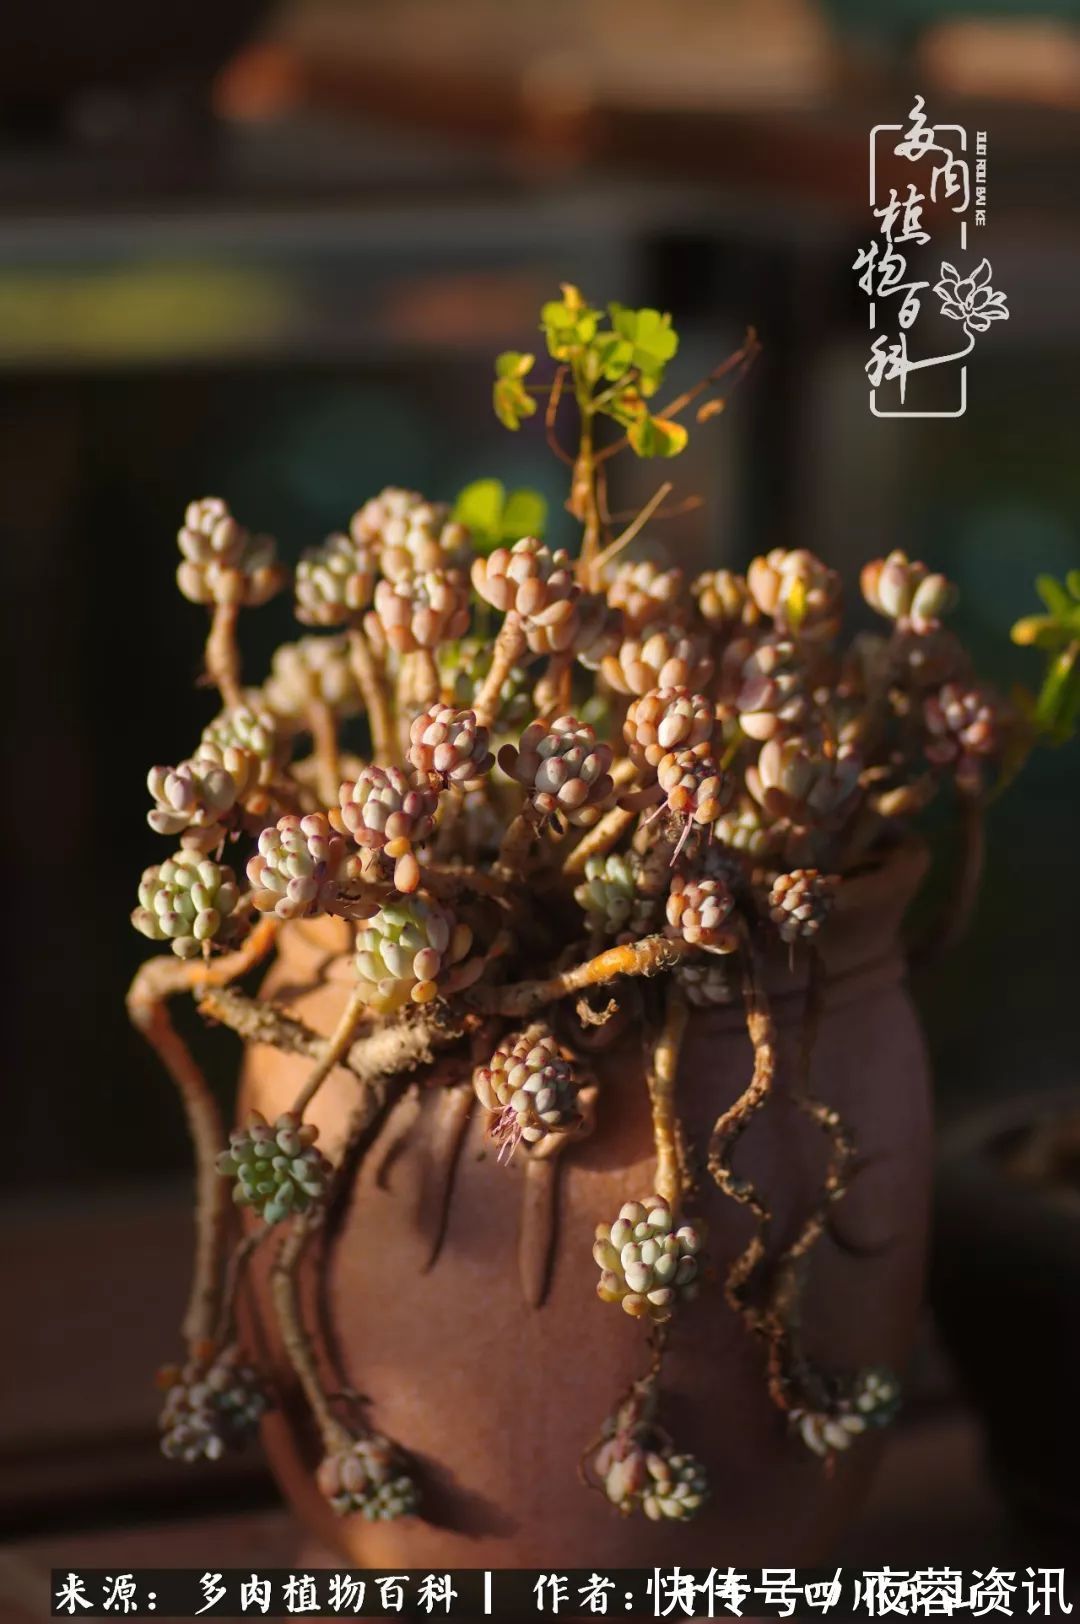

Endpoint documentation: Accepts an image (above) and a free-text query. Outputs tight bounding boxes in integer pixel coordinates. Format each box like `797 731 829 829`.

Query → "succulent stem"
533 651 574 719
493 807 540 884
127 919 281 1352
271 1215 347 1450
706 934 777 1324
306 698 341 809
205 602 245 711
648 986 688 1212
562 806 636 876
198 986 328 1061
214 1231 262 1348
292 981 377 1116
472 614 527 728
761 949 855 1410
471 933 694 1019
347 625 394 764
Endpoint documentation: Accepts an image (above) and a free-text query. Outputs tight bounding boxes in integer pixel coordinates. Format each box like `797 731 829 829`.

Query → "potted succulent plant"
128 286 1020 1565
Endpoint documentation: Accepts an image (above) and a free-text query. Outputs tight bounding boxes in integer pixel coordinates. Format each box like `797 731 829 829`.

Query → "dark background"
1 0 1078 1568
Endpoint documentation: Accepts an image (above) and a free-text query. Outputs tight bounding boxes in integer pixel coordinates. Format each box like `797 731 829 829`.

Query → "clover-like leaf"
452 478 547 555
1036 574 1071 617
627 412 688 459
453 479 506 548
1034 644 1080 744
541 284 599 361
609 304 679 387
493 352 537 431
1013 572 1080 745
501 486 548 542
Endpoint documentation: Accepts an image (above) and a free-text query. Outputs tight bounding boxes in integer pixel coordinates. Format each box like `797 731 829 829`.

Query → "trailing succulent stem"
130 285 1027 1510
707 940 778 1325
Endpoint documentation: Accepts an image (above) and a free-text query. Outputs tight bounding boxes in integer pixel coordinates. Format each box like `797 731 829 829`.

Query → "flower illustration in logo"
934 260 1009 335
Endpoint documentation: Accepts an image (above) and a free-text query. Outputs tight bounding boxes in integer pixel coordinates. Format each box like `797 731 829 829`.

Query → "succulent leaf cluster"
133 852 242 959
157 1345 270 1462
316 1432 420 1520
217 1110 333 1225
594 1196 704 1322
473 1025 583 1154
790 1367 901 1460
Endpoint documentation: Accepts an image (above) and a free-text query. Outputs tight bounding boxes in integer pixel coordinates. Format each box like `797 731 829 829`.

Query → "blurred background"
2 0 1079 1591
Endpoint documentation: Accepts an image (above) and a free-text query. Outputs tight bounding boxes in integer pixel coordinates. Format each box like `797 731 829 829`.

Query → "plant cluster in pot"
128 286 1035 1565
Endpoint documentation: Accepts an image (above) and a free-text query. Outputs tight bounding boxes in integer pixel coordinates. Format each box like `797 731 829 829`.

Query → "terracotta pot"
243 840 932 1564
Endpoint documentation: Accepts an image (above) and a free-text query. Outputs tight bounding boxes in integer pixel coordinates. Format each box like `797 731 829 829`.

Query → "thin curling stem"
473 614 526 729
205 601 244 711
471 933 693 1019
761 949 855 1411
127 919 280 1352
347 626 394 764
213 1231 262 1348
272 1216 347 1451
292 981 373 1116
706 935 778 1324
586 481 673 589
648 987 688 1211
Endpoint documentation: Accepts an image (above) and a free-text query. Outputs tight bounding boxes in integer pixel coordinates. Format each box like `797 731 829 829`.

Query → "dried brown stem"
214 1232 262 1348
347 625 394 764
271 1216 346 1450
198 986 327 1061
587 482 673 588
706 937 777 1324
292 980 371 1115
545 364 573 465
647 986 688 1211
127 919 280 1352
594 327 761 467
473 614 527 729
471 933 692 1018
761 949 855 1411
205 601 244 711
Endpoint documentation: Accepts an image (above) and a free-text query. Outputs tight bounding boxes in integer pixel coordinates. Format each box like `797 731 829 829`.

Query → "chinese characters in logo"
859 96 1008 417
